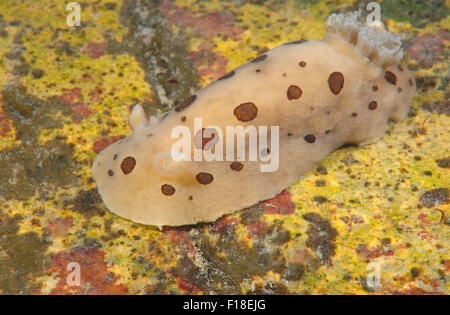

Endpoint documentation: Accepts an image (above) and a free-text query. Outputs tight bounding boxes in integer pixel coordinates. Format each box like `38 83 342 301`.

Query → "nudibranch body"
92 13 415 227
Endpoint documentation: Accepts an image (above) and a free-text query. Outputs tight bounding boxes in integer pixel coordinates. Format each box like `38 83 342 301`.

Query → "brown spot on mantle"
328 72 344 95
233 102 258 122
287 85 302 100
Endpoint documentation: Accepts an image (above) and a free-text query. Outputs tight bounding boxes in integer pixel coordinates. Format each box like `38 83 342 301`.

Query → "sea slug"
92 12 415 227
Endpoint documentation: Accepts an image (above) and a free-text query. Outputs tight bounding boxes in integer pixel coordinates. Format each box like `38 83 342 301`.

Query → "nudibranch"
92 12 415 227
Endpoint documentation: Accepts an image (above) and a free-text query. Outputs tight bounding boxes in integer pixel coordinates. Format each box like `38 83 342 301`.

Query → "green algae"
0 84 78 201
0 211 50 294
2 84 73 142
109 0 200 111
435 158 450 168
69 188 106 218
0 138 78 201
381 0 449 28
419 188 449 208
175 224 288 294
303 212 338 266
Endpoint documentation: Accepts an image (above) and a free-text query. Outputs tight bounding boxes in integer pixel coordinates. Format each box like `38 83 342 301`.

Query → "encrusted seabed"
0 0 448 294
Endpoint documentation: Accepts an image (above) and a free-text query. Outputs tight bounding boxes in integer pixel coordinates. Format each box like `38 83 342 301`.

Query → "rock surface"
0 0 448 294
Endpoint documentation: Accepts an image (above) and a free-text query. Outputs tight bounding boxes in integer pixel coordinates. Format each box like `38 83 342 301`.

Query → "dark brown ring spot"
233 102 258 122
218 70 235 80
328 72 344 95
372 85 379 92
194 128 218 150
230 162 244 172
299 61 306 67
287 85 303 100
196 172 214 185
251 54 267 63
368 101 378 110
384 71 397 85
161 184 175 196
121 156 136 174
175 95 197 112
107 169 114 176
304 134 316 143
